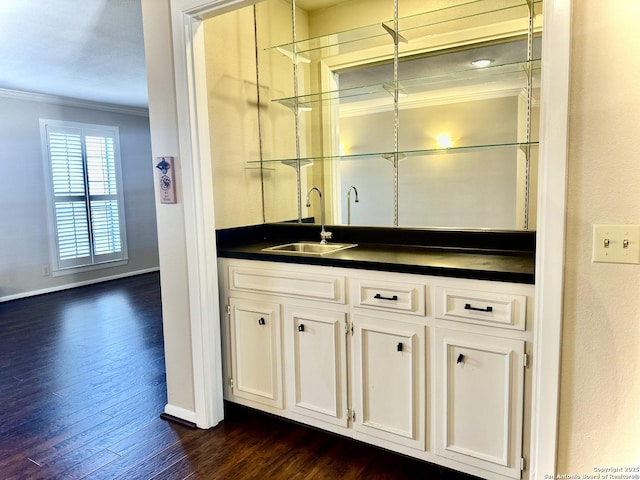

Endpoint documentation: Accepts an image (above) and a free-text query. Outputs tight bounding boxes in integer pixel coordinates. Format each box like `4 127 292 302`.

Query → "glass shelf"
398 57 541 100
397 0 543 44
249 142 539 167
257 0 543 230
268 0 542 61
267 19 394 62
272 58 540 109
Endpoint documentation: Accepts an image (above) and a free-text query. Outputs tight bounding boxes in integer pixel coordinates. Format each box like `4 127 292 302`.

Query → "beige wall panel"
559 0 640 473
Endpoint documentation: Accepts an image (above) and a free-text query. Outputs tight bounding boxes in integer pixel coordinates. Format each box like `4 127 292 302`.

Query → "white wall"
339 96 519 228
558 0 640 472
0 94 159 300
140 0 197 418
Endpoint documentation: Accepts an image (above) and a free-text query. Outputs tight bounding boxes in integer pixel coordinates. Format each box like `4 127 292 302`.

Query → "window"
40 120 128 273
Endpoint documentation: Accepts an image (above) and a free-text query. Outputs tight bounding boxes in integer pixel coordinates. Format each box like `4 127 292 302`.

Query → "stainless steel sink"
262 242 357 256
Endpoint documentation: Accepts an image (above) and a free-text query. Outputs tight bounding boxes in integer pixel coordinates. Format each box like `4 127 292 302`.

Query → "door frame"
167 0 260 430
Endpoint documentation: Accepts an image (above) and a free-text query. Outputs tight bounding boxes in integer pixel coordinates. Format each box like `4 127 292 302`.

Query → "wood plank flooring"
0 273 481 479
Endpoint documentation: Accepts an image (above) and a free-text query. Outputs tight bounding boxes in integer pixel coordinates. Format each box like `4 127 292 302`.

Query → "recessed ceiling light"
471 59 493 68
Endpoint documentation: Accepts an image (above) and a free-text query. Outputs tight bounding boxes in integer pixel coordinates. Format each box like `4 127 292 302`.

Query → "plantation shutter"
43 121 127 271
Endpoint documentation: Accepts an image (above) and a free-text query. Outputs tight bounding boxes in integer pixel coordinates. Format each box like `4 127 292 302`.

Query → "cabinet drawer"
434 287 526 330
352 279 426 316
228 264 345 303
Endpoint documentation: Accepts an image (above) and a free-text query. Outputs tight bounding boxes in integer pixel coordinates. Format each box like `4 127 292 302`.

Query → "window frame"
40 119 128 276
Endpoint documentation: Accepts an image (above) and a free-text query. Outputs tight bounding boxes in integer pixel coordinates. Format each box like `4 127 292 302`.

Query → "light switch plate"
592 224 640 264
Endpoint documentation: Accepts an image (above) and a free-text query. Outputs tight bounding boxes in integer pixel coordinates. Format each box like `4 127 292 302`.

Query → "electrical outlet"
592 224 640 264
42 265 50 276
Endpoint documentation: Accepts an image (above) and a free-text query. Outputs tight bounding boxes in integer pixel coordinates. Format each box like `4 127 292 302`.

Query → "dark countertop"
216 223 536 284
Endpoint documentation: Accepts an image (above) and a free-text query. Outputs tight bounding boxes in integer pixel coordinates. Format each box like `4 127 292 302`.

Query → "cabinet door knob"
457 353 464 364
397 342 403 352
258 317 266 326
298 324 305 332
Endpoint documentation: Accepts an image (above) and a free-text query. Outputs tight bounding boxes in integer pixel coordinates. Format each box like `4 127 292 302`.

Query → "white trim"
0 88 149 117
168 0 258 429
164 403 198 424
51 260 128 278
530 0 572 478
170 2 212 430
0 267 160 303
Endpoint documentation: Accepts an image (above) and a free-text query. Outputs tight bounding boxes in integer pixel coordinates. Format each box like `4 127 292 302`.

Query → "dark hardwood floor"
0 273 481 479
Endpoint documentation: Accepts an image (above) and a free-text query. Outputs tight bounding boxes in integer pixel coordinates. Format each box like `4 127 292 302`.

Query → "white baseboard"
0 267 160 303
164 403 197 424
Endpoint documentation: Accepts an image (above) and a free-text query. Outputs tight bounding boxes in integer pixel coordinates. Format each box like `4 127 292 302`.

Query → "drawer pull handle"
457 353 464 364
258 317 266 326
397 342 403 352
374 293 398 301
464 303 493 313
298 324 305 332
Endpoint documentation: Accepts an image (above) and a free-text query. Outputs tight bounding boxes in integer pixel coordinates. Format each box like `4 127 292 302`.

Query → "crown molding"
0 88 149 117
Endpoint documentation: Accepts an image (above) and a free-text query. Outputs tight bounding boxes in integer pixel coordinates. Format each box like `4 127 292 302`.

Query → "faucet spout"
347 185 359 225
306 186 332 244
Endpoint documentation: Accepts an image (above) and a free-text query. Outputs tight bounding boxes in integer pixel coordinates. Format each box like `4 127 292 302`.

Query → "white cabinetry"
352 277 426 316
435 328 525 478
349 274 427 450
228 297 283 409
352 313 425 450
219 257 533 480
220 259 347 422
434 286 527 330
432 284 530 478
284 304 348 427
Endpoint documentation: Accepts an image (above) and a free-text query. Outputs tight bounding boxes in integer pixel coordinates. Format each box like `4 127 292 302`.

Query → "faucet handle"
320 230 333 244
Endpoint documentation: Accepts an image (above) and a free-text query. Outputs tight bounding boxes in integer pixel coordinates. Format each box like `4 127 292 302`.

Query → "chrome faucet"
306 186 332 244
346 185 359 225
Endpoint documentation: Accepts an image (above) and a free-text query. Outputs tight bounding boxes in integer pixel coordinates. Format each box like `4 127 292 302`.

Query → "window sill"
52 259 129 277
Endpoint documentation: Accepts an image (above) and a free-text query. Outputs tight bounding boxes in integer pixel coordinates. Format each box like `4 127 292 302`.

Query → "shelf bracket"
280 159 313 169
382 81 407 98
276 46 311 64
276 98 312 113
381 152 406 165
381 22 407 45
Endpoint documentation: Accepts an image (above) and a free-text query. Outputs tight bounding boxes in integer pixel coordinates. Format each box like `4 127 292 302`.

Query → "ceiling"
0 0 361 110
0 0 148 109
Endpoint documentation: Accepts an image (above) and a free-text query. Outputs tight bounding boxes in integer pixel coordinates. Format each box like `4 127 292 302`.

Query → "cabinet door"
352 314 426 450
228 298 283 409
284 305 348 427
435 328 524 478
